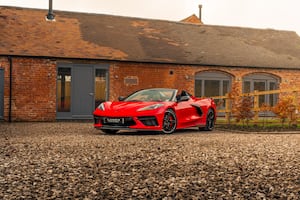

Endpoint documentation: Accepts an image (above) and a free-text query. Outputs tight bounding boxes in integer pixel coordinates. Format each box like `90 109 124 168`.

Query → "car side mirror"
178 96 189 102
118 96 126 101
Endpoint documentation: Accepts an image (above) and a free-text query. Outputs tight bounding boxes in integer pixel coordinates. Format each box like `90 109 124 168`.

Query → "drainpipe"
8 56 12 122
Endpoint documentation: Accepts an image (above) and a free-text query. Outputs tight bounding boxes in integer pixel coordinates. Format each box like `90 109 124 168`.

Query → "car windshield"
124 89 177 102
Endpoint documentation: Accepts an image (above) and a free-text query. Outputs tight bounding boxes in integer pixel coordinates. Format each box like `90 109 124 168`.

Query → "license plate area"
104 118 125 124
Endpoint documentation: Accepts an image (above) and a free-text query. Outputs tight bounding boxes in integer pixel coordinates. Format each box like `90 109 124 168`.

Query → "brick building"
1 6 300 121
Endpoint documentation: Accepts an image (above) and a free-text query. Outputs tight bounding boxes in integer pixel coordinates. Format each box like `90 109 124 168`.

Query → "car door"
175 97 200 128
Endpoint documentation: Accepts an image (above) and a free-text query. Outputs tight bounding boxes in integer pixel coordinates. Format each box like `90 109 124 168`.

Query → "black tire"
200 109 215 131
101 129 119 134
162 109 177 134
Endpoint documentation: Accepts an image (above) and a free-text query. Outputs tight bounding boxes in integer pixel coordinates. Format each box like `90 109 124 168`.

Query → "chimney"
198 4 202 21
46 0 55 21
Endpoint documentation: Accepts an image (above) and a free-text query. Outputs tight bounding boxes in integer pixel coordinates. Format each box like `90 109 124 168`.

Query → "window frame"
195 71 232 97
195 71 233 115
242 73 280 107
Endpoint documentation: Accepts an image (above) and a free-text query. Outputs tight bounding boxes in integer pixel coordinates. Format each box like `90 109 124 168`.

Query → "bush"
234 95 254 126
272 95 297 127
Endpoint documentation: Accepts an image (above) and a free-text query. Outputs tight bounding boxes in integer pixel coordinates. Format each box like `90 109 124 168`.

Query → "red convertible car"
93 88 216 134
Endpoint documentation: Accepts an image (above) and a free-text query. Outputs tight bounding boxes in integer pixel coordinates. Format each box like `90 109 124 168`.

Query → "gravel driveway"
1 122 300 199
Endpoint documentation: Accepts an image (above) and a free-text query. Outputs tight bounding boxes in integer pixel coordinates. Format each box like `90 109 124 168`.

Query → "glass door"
57 67 72 117
254 80 266 106
56 64 109 119
95 69 108 108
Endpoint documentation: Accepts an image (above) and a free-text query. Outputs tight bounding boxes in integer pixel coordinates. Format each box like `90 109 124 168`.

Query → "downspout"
8 56 12 122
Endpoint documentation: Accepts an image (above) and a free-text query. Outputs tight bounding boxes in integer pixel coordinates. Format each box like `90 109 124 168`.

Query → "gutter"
1 53 300 71
8 56 12 122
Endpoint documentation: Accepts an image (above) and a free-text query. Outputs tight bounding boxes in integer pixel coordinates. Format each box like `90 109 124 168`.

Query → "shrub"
272 95 297 127
227 82 241 124
234 95 254 126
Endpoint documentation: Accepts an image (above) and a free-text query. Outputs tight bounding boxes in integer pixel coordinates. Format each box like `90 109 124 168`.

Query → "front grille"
138 116 158 126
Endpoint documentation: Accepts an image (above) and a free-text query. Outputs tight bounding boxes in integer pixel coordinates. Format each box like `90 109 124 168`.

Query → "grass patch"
216 117 300 132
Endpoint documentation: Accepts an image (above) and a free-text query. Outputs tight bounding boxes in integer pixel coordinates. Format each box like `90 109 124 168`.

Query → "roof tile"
1 6 300 69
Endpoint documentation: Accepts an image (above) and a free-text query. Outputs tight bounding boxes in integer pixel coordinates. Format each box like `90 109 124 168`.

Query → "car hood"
104 101 163 112
93 101 176 117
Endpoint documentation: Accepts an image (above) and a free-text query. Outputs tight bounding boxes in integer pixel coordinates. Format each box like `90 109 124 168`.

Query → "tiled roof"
1 6 300 68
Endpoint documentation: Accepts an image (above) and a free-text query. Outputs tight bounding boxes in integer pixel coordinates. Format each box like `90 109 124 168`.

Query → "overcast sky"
1 0 300 35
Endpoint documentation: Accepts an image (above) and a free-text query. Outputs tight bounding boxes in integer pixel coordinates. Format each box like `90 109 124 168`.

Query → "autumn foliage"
226 86 299 127
272 95 297 127
227 82 255 126
234 95 254 125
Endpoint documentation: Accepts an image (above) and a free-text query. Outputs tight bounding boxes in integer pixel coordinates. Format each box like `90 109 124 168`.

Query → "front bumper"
94 115 162 131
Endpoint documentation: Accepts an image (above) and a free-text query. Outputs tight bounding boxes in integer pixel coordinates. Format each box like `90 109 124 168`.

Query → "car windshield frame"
124 89 177 102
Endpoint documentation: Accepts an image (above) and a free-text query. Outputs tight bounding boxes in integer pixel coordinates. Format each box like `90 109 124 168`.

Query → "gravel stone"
1 122 300 199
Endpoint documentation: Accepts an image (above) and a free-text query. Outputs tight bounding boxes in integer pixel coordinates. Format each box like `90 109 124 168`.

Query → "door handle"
89 93 94 96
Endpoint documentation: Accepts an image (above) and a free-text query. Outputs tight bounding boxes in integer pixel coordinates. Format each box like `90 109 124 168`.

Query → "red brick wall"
0 57 56 121
1 57 300 121
109 62 300 100
109 62 194 100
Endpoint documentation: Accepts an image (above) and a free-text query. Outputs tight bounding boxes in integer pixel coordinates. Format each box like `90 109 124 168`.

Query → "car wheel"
201 109 215 131
102 129 119 134
162 109 177 134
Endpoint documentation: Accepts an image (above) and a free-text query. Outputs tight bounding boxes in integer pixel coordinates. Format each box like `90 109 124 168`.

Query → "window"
57 68 71 112
242 73 279 106
195 71 232 97
195 71 232 109
95 69 107 108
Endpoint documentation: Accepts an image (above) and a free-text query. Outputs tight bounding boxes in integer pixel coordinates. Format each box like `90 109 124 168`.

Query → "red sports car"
93 88 216 134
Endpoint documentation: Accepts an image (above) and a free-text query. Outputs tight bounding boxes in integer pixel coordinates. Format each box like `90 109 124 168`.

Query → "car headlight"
137 104 164 111
97 103 105 111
